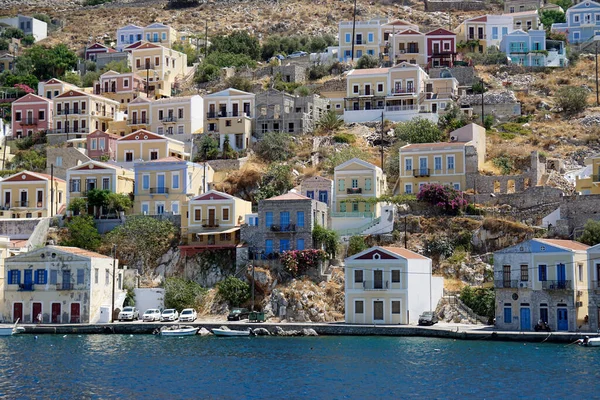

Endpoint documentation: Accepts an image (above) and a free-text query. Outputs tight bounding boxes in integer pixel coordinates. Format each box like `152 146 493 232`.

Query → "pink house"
86 130 120 160
85 43 116 61
94 71 146 110
11 93 52 138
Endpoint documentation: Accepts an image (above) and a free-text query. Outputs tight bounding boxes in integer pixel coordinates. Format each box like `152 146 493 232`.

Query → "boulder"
198 327 212 336
252 328 271 336
302 328 318 336
246 267 273 294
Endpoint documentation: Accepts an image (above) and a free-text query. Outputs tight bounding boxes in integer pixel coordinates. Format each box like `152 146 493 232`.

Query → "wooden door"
374 270 383 289
51 303 61 323
32 302 42 323
70 303 80 323
208 209 216 226
13 303 23 322
373 301 384 321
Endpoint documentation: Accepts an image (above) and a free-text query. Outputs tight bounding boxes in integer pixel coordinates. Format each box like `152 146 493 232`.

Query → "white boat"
212 328 251 337
0 319 25 336
158 325 198 336
577 337 600 347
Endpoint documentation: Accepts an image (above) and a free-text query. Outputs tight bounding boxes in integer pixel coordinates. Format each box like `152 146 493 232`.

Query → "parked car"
179 308 197 322
143 309 161 322
227 308 250 321
118 307 139 321
161 309 179 322
287 51 307 58
418 311 439 326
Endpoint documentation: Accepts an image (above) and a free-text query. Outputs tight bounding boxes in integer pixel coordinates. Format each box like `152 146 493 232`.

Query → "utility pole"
351 0 357 61
596 41 599 106
404 215 407 248
204 22 208 60
480 78 485 126
50 164 54 218
380 111 384 168
111 244 117 323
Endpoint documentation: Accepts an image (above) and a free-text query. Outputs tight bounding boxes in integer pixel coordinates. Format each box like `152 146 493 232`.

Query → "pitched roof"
468 15 488 22
118 129 166 141
426 28 456 36
535 239 589 251
205 88 254 97
191 190 234 202
401 142 466 151
266 192 311 201
381 246 429 259
147 156 185 163
13 93 51 104
49 246 113 259
335 157 381 173
385 20 416 26
346 246 429 261
348 67 390 76
2 170 65 183
396 29 423 36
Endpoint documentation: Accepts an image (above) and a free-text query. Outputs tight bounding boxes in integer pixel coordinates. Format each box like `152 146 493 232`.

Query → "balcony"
161 116 177 123
363 280 389 290
346 187 362 194
149 187 169 194
350 90 378 97
14 201 29 207
206 111 249 118
56 110 83 116
541 280 572 290
431 49 456 56
467 34 486 40
202 219 220 228
56 283 74 290
20 118 37 126
389 88 416 95
270 224 296 232
48 128 90 135
386 105 418 112
18 283 34 291
494 280 519 289
413 168 430 177
509 47 529 54
127 118 148 125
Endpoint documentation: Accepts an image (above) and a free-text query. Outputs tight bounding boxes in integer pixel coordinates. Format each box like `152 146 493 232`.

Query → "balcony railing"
56 110 83 116
202 219 220 228
47 128 90 135
494 280 519 288
18 283 34 291
351 90 377 96
509 47 529 53
541 280 572 290
592 175 600 182
346 188 362 194
149 187 169 194
467 34 486 40
14 201 28 207
390 88 416 95
363 280 389 290
127 119 148 125
270 224 296 232
331 212 374 218
413 168 430 177
386 105 418 112
161 116 177 123
56 283 74 290
20 118 37 125
206 111 250 118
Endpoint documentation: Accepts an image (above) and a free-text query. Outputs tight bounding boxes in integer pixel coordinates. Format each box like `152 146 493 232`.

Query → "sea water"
0 335 597 399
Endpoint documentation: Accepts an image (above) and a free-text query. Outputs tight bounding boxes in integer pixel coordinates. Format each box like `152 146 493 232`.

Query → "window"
355 300 364 314
579 264 584 281
352 202 359 212
77 269 85 285
367 49 374 56
392 270 400 283
222 208 229 221
178 109 183 119
597 14 600 21
368 32 374 42
447 156 455 170
574 14 580 23
434 156 442 171
340 202 346 212
226 120 232 127
538 265 547 281
338 179 345 191
56 157 63 167
297 211 305 227
280 239 290 252
39 110 45 120
574 32 581 41
125 151 134 162
71 179 81 193
50 270 57 285
392 301 401 314
351 179 358 188
405 158 412 171
15 111 21 121
377 83 383 92
194 209 201 221
405 184 412 194
162 32 167 40
345 33 351 43
501 27 508 36
8 270 20 284
94 268 99 284
102 178 110 190
172 173 180 189
142 175 150 190
99 138 105 149
34 269 46 284
220 233 232 241
354 269 363 283
453 183 460 190
265 239 273 254
265 212 273 227
142 203 149 215
297 238 305 250
353 85 359 94
365 178 371 191
90 138 97 150
105 269 110 285
365 203 371 212
492 27 498 40
503 306 512 324
520 265 528 281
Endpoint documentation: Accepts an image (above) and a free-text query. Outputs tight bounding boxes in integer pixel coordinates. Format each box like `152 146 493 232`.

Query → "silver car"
118 306 139 321
179 308 197 322
161 309 179 322
143 309 161 322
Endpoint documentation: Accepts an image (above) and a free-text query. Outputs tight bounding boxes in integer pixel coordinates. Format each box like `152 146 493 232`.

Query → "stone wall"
206 157 248 172
46 146 91 181
553 194 600 238
425 0 486 11
0 218 46 240
428 66 475 87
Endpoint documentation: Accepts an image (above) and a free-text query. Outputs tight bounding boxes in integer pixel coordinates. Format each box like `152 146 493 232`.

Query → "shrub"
317 110 344 132
253 132 295 162
417 183 468 215
356 54 379 69
280 249 328 276
325 146 371 174
164 277 207 310
466 47 508 65
492 155 514 175
209 31 260 60
333 133 356 144
217 276 251 306
483 114 494 130
82 71 100 87
395 118 444 143
195 134 219 161
62 71 81 87
194 63 220 84
347 236 368 256
2 27 24 40
460 286 495 321
555 86 588 115
255 164 295 201
438 103 468 133
225 75 253 92
423 236 454 261
21 34 35 46
312 225 339 257
308 64 330 80
68 198 88 215
60 215 101 251
579 219 600 246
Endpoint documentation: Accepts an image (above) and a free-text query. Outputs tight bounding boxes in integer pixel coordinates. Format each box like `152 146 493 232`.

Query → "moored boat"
0 319 25 336
212 328 251 337
577 337 600 347
157 325 198 336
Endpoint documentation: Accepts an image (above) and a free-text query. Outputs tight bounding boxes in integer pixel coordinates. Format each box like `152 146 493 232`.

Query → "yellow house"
180 190 252 255
454 15 514 53
390 29 427 66
338 17 389 61
0 52 14 73
37 78 79 100
93 70 146 111
143 22 178 47
125 96 152 133
66 160 134 207
397 123 486 194
133 157 213 215
115 129 189 163
576 154 600 194
333 158 386 215
129 42 187 98
204 88 255 151
504 9 540 31
149 95 204 136
0 170 66 219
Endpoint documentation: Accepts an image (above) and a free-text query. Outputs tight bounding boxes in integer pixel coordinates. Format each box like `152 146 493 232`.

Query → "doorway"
373 301 384 322
557 308 568 331
70 303 81 323
520 308 530 331
52 303 61 323
32 302 42 323
13 302 23 322
374 270 383 289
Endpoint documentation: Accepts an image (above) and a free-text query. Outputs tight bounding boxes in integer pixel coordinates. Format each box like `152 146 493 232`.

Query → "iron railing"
541 280 572 290
18 283 34 291
149 187 169 194
56 283 74 290
201 219 220 228
346 188 362 194
363 280 389 290
14 201 28 207
413 168 430 177
494 280 519 288
270 224 296 232
20 118 37 125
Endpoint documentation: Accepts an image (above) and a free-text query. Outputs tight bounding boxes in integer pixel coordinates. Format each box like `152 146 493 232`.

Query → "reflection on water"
0 335 599 399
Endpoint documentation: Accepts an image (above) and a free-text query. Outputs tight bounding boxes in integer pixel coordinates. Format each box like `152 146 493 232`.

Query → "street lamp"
594 35 600 106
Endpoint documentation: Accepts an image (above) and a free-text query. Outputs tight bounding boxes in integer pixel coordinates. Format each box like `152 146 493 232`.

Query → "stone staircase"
436 294 488 325
337 217 381 237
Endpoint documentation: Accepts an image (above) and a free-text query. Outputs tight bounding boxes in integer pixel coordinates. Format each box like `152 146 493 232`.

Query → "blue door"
280 212 290 230
157 175 165 193
520 308 530 331
557 263 566 288
557 308 568 331
24 270 33 290
153 33 159 42
318 190 328 205
280 239 290 252
265 240 273 257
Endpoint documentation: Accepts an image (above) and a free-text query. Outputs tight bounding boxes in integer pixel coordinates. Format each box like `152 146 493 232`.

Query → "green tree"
438 103 468 133
0 71 39 89
24 44 78 79
356 54 379 69
204 51 257 68
82 71 100 87
60 215 102 251
317 110 344 133
394 118 444 143
107 192 133 214
540 10 566 28
217 276 251 306
194 62 220 84
255 164 294 201
67 198 88 215
551 0 572 11
62 71 82 86
164 277 207 310
86 189 110 216
385 141 402 184
8 149 46 171
21 34 35 46
312 224 339 257
555 86 588 115
210 31 260 60
100 60 131 73
0 38 8 51
172 42 200 66
32 13 52 25
466 47 508 66
104 216 176 274
2 27 24 39
222 135 236 159
347 235 368 256
460 286 495 321
253 132 295 162
195 134 219 161
579 219 600 246
225 75 253 92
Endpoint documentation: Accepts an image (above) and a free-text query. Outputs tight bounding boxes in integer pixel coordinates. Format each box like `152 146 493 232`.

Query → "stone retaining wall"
206 157 248 171
425 0 486 11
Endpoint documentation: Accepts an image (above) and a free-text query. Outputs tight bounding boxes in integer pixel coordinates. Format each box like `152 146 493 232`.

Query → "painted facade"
204 88 255 151
0 171 66 219
494 239 590 332
575 153 600 194
51 89 120 137
0 52 14 72
37 78 79 101
425 29 457 68
86 130 120 160
129 42 187 98
116 24 144 51
0 15 47 41
586 243 600 331
455 15 514 52
345 246 443 325
94 71 145 111
338 17 390 61
85 43 116 61
11 93 52 138
149 95 203 136
114 129 189 164
552 0 600 43
500 29 568 67
333 158 386 215
504 9 540 31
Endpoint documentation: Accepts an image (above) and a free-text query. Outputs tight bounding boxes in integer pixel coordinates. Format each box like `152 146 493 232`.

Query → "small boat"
577 337 600 347
0 319 25 336
212 328 251 337
157 325 198 336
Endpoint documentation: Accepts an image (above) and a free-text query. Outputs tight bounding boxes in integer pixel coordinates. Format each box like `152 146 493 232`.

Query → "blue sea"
0 334 598 399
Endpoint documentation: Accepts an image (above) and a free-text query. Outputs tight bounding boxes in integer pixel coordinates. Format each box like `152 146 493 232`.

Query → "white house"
344 246 444 324
116 24 144 51
0 15 47 41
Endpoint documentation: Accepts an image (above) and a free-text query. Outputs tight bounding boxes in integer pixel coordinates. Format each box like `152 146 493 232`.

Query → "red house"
425 28 456 68
86 130 120 161
85 43 116 62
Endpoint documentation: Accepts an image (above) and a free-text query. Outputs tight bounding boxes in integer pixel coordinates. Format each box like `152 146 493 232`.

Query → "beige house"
397 123 486 194
94 70 146 111
143 22 178 47
129 42 188 98
133 157 213 215
0 170 66 219
125 96 152 133
345 246 443 325
38 78 79 100
66 160 134 210
341 62 458 123
504 9 540 31
180 190 252 256
333 158 386 215
149 95 204 136
115 129 189 163
2 246 124 323
204 88 255 151
390 29 427 66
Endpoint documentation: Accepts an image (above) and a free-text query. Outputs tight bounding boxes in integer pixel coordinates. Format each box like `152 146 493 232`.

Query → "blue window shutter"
504 307 512 324
306 191 314 199
297 238 305 250
44 270 48 284
297 211 305 227
265 212 273 227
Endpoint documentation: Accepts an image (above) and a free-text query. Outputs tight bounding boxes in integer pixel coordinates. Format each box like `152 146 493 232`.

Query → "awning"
187 226 240 236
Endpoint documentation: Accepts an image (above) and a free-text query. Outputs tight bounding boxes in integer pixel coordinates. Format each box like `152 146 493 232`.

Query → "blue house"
500 29 568 67
551 0 600 44
493 238 590 332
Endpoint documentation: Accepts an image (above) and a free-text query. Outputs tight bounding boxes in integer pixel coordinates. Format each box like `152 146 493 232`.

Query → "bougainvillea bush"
417 183 468 215
14 83 34 94
280 249 328 277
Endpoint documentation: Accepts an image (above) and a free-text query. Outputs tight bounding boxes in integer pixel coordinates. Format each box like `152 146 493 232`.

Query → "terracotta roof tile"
50 246 113 259
536 239 589 251
381 247 429 259
266 192 311 201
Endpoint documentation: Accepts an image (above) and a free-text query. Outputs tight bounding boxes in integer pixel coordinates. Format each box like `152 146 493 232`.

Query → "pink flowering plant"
416 183 468 215
280 249 328 277
14 84 35 94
